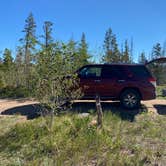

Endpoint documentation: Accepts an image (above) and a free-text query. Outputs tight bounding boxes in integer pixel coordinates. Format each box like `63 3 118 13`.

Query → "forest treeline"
0 13 166 98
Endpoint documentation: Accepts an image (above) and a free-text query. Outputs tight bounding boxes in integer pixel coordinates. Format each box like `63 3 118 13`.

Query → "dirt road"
0 98 165 119
142 99 166 114
0 99 39 119
0 98 37 113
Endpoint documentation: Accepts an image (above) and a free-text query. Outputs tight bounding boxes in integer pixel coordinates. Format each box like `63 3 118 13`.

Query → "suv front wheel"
120 89 141 109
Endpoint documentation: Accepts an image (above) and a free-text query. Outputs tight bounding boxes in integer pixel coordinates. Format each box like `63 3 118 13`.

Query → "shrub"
0 86 31 98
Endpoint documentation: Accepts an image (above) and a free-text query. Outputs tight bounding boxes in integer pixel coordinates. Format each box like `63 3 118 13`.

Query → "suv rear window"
127 66 151 77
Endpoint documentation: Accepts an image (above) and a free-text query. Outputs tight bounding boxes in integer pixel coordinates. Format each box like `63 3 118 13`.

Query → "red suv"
77 64 156 109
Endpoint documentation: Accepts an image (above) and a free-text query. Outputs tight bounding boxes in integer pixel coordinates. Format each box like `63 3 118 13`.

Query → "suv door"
98 65 130 99
78 66 102 98
98 65 119 98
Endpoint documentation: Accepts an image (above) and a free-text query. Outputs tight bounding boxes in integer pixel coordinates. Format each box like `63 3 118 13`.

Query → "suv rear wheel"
120 89 141 109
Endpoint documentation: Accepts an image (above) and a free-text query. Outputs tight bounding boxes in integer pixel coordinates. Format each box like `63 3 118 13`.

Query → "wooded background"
0 13 165 98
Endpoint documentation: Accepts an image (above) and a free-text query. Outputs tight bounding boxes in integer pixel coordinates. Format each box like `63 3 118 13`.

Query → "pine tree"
67 39 78 71
121 40 130 63
78 32 90 66
103 28 113 63
152 43 162 59
2 48 14 86
15 47 24 87
103 28 120 63
15 47 23 65
111 35 121 62
139 52 147 64
150 43 164 85
103 28 112 53
3 48 13 69
20 13 37 89
42 21 54 49
130 37 134 63
21 12 37 63
37 21 57 86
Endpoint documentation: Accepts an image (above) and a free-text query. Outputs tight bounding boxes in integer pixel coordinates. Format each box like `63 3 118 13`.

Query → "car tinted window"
79 66 102 78
102 65 126 78
102 66 116 78
127 66 151 77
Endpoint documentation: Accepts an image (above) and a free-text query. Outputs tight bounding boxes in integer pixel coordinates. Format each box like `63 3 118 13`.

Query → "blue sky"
0 0 166 62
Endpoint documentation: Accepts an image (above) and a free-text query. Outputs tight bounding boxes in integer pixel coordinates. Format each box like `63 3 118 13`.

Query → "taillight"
148 77 156 87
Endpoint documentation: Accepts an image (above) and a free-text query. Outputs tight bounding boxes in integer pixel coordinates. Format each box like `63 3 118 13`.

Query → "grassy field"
0 111 166 166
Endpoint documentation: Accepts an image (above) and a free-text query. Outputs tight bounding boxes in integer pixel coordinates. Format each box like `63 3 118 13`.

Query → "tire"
120 89 141 109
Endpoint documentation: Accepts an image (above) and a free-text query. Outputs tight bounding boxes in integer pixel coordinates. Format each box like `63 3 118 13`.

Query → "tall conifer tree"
122 40 130 63
150 43 164 85
78 32 90 66
42 21 54 49
103 28 120 63
20 13 37 89
139 51 147 64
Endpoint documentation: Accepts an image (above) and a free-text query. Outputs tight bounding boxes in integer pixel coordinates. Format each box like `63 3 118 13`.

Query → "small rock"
89 119 97 126
78 113 90 118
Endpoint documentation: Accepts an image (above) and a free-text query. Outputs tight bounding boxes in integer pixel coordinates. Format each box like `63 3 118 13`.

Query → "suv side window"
101 65 125 78
101 66 115 78
79 66 102 78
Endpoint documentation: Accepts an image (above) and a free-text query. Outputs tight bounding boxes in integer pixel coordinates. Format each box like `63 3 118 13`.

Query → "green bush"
0 86 31 98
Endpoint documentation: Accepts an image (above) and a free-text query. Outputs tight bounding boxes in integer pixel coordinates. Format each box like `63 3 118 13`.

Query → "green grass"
0 116 25 136
0 112 166 166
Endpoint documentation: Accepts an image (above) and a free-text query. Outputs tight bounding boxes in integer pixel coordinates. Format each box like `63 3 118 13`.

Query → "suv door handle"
118 80 125 83
94 80 101 83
